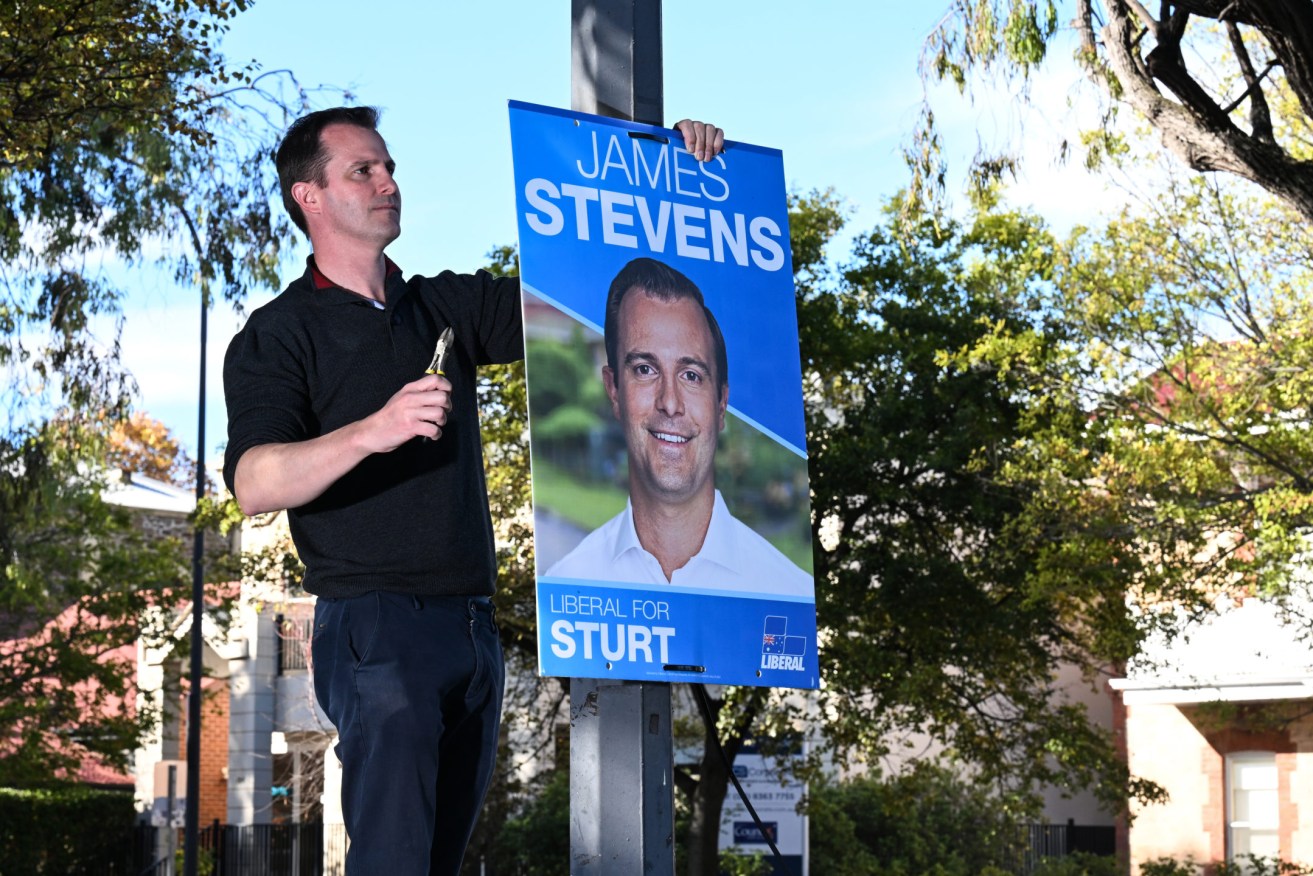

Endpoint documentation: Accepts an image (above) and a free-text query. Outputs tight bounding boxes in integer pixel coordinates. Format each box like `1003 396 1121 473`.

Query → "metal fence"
135 823 348 876
275 613 314 674
130 819 1108 875
1014 822 1117 873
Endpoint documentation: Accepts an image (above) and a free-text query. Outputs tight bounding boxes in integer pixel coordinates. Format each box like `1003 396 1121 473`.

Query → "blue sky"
118 2 1114 463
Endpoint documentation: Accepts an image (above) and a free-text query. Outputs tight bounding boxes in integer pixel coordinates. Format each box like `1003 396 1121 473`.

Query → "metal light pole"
568 3 675 873
183 284 209 876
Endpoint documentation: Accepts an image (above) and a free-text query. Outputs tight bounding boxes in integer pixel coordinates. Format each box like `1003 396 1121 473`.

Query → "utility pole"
568 5 675 872
571 0 663 126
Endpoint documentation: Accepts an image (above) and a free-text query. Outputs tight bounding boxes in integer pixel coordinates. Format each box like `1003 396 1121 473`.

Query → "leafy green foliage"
1141 857 1313 876
0 0 305 439
803 191 1146 812
806 764 1022 876
0 0 302 785
672 194 853 876
661 189 1168 875
469 246 573 875
1030 852 1121 876
717 848 773 876
479 769 571 876
0 0 252 171
477 245 538 663
0 786 137 874
0 420 197 783
955 176 1313 638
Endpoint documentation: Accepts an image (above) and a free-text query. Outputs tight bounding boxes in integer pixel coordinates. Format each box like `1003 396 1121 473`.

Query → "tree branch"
1225 21 1276 141
1094 1 1313 221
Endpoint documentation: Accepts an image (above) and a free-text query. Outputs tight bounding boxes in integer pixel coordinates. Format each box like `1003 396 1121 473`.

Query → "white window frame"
1225 751 1280 865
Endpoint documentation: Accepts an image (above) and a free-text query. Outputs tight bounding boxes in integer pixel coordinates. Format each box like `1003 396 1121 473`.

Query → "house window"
272 744 326 825
1226 752 1279 861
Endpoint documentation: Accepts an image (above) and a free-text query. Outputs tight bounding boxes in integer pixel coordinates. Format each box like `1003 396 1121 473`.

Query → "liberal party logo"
761 616 807 671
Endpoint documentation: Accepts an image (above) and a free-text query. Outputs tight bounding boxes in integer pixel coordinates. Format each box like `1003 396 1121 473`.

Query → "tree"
472 193 1184 876
667 190 1166 876
0 0 309 784
0 0 244 170
806 763 1022 876
956 173 1313 625
478 245 542 665
0 419 191 784
801 191 1154 809
917 0 1313 221
1 0 300 433
105 412 198 487
459 245 573 875
483 769 571 876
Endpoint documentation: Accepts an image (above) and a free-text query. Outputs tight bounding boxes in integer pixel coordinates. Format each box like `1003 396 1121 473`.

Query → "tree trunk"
684 738 733 876
680 686 764 876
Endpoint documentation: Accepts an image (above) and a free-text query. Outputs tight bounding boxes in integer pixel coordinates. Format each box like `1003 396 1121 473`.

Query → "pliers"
426 326 455 376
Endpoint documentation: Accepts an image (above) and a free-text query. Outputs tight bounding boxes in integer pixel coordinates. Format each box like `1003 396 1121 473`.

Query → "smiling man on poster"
546 257 811 596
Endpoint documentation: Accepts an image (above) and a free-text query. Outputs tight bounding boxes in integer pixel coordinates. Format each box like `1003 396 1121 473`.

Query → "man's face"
604 290 727 508
300 123 401 247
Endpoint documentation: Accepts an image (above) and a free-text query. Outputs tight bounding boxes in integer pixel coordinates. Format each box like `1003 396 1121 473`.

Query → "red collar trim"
310 257 402 290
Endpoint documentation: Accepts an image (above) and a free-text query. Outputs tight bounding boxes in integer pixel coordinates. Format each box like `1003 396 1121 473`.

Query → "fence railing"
276 613 314 674
1014 822 1117 873
135 823 347 876
132 819 1110 875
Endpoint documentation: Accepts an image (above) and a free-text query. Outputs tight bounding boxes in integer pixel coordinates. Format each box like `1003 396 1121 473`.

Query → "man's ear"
291 180 319 219
603 366 620 418
718 382 729 432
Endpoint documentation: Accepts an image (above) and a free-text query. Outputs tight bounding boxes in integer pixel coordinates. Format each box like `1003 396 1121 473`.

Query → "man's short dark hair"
603 257 728 396
275 106 381 234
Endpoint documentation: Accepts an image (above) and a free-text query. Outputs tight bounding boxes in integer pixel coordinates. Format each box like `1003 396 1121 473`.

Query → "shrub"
485 769 571 876
1140 857 1199 876
1032 851 1122 876
805 762 1023 876
1216 858 1313 876
1140 856 1313 876
0 785 137 874
718 848 774 876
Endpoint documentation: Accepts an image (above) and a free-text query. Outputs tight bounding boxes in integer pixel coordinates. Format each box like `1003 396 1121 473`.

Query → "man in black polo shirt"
222 106 723 874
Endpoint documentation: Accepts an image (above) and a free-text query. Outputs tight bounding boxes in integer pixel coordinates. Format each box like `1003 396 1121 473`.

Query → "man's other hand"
673 119 725 162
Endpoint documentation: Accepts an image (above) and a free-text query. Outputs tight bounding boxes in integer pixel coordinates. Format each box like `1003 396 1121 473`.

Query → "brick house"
96 471 240 827
120 486 340 829
1111 595 1313 871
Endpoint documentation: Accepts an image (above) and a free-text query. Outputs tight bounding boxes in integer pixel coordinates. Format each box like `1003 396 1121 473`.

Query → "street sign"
718 743 807 875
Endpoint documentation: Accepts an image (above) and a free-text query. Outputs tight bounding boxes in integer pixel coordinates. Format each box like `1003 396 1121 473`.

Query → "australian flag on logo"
761 616 807 657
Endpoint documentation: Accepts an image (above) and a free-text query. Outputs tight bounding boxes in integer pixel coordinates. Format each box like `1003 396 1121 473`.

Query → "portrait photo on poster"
524 258 814 598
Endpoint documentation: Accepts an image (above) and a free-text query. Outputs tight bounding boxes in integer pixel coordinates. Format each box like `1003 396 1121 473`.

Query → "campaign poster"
509 100 818 690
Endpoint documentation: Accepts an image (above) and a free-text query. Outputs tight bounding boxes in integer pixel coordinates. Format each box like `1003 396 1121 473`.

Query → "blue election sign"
510 100 818 690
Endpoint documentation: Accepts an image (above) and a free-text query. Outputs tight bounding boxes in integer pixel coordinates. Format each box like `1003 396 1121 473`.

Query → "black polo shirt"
222 258 523 598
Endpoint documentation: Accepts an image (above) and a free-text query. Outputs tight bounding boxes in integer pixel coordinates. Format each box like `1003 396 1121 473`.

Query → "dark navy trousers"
311 591 504 875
